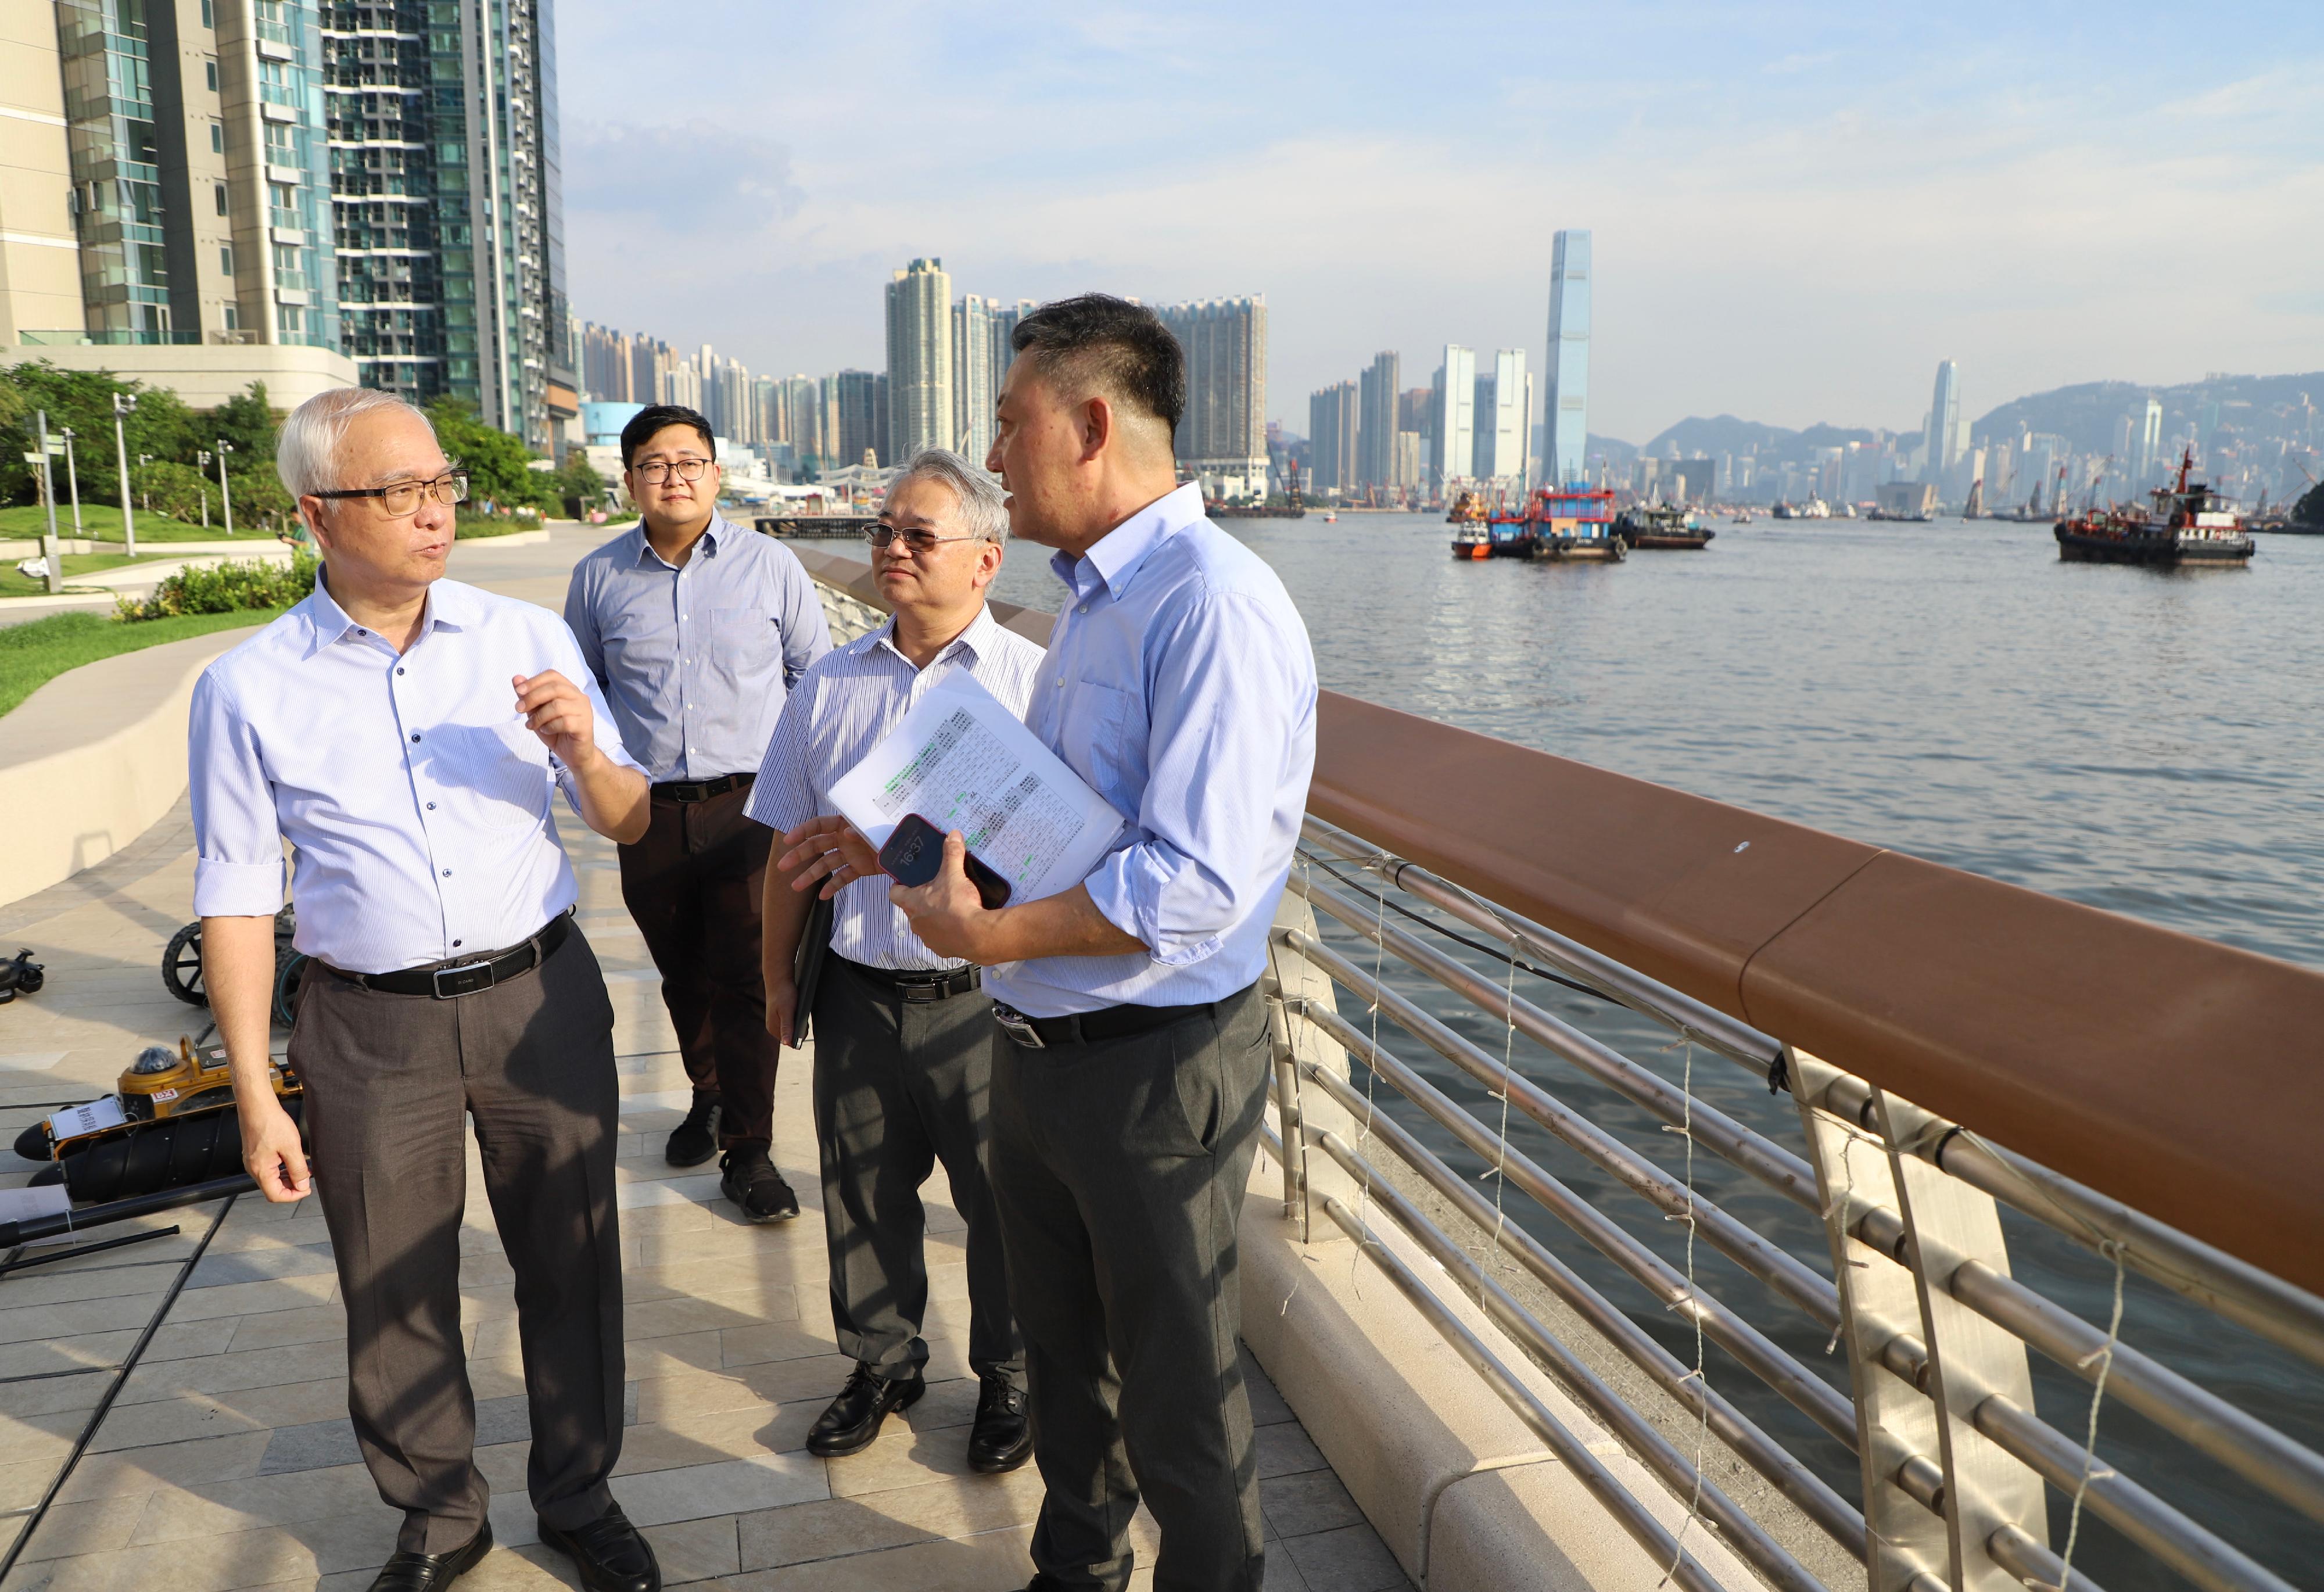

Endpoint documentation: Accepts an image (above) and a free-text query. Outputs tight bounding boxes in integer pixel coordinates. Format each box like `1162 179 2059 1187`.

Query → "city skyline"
551 0 2323 446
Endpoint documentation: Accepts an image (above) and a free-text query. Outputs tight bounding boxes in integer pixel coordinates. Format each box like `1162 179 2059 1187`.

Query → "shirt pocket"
1069 680 1147 818
706 608 780 686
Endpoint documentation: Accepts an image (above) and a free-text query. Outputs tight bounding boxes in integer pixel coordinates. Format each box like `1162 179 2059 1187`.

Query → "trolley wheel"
162 922 207 1007
272 951 309 1029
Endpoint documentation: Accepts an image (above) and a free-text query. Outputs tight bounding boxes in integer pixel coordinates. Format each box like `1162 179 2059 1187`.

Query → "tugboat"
1448 490 1504 558
2054 449 2255 567
1612 503 1715 550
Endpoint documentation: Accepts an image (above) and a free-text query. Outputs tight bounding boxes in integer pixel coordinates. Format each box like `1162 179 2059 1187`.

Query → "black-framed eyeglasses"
311 471 469 518
866 525 983 553
632 457 712 484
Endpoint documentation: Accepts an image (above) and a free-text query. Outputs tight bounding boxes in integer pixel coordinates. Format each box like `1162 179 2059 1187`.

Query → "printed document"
829 667 1124 904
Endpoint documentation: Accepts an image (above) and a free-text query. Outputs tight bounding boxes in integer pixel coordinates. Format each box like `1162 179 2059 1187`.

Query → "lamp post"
60 428 83 538
113 393 138 557
196 450 211 529
215 440 235 535
30 411 63 594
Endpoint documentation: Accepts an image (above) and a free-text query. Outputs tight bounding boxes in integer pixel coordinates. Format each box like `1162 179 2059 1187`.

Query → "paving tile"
1281 1521 1413 1591
611 1451 827 1528
1254 1419 1328 1479
723 1521 1035 1590
1262 1468 1368 1539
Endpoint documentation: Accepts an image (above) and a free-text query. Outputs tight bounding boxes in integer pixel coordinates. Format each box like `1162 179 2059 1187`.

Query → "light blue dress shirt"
562 513 831 782
981 484 1318 1018
189 573 644 974
746 605 1045 970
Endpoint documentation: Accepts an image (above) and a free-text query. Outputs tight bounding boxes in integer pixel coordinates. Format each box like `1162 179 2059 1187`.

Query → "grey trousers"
990 984 1272 1592
289 927 625 1555
812 958 1020 1382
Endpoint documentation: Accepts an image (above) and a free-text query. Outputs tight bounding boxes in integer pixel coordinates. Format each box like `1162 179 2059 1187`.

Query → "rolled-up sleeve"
1082 593 1311 965
745 675 820 833
189 668 286 917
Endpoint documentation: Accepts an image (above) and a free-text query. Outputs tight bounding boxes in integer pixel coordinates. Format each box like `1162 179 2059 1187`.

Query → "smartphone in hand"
878 814 1013 909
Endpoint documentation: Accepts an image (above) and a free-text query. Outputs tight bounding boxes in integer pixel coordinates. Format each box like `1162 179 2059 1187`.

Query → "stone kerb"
0 629 254 909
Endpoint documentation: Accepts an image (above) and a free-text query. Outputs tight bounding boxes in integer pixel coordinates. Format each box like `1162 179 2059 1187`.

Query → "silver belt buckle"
431 959 496 999
992 1002 1045 1049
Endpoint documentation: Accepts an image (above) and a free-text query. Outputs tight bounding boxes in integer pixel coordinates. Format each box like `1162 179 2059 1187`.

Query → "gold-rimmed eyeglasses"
632 457 712 485
866 525 982 553
311 471 469 518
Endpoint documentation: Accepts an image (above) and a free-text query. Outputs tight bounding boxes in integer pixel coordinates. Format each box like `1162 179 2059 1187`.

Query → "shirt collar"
299 570 472 659
868 603 1001 670
1052 482 1204 602
629 512 730 570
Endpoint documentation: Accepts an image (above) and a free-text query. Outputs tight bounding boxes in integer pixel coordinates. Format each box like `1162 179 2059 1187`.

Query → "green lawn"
0 605 288 719
0 551 150 598
0 503 221 543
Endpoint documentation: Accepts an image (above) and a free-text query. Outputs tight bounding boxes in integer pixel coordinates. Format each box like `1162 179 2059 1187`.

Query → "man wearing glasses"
749 450 1041 1473
191 389 664 1592
564 404 830 1220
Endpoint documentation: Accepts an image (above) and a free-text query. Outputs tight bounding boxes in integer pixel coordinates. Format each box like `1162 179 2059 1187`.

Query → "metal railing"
1265 816 2321 1592
790 558 2322 1592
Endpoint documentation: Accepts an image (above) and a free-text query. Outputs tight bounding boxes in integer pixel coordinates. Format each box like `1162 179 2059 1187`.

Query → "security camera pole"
215 439 234 535
113 392 138 557
31 411 62 594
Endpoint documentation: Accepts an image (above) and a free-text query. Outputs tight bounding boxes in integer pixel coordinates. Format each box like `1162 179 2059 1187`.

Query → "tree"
2296 479 2324 526
208 381 278 467
553 450 605 517
141 461 217 524
425 397 557 511
0 360 221 508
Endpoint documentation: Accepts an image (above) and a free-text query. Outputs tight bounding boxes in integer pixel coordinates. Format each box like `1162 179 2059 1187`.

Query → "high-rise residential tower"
2137 394 2163 481
1155 295 1268 500
953 293 1002 465
1431 344 1476 489
1356 350 1398 488
322 0 573 450
1923 360 1963 485
884 257 952 462
1308 380 1358 495
1544 230 1590 486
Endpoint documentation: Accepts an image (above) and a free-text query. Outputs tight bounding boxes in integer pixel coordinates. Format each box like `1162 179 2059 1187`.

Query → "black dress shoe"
665 1094 720 1167
367 1520 492 1590
719 1146 801 1222
967 1374 1032 1473
539 1501 661 1592
807 1362 925 1457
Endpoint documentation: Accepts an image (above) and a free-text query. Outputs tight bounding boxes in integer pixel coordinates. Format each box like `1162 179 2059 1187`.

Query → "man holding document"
812 295 1318 1592
750 449 1043 1472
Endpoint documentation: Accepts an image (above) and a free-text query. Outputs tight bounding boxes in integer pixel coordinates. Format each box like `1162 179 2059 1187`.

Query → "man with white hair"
751 449 1041 1472
191 388 664 1592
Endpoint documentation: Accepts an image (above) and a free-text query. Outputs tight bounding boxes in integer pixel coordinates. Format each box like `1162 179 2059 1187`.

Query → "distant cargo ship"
1612 504 1715 550
2054 450 2255 567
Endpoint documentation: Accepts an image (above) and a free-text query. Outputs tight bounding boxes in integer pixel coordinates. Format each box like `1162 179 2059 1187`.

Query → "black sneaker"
719 1147 800 1222
665 1094 720 1167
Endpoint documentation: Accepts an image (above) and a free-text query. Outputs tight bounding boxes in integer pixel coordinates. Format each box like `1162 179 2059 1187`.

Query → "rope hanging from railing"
2053 1240 2129 1592
1660 1041 1714 1586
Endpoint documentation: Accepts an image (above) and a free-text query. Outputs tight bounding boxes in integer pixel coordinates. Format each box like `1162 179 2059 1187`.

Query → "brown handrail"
784 544 2324 1296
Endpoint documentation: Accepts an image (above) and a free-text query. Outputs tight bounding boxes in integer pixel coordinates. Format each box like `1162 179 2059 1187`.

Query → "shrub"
117 549 316 621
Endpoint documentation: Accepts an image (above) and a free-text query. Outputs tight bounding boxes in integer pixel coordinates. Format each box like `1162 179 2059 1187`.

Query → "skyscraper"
884 257 952 463
953 293 1002 465
1544 230 1591 486
1356 350 1399 488
2137 395 2164 481
1308 381 1358 494
1472 349 1528 483
1154 296 1268 500
324 0 572 450
834 369 883 468
1431 345 1476 488
1923 360 1963 485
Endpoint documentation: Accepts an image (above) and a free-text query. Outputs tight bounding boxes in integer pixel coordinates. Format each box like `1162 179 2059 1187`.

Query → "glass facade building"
1544 229 1590 487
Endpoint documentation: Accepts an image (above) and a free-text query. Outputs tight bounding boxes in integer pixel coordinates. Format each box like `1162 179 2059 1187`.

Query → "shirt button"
441 869 451 877
426 802 436 810
410 732 421 743
1078 604 1088 614
452 939 462 948
397 667 406 676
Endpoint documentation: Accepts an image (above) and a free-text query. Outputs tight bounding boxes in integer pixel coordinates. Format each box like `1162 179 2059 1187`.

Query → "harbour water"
991 510 2324 1589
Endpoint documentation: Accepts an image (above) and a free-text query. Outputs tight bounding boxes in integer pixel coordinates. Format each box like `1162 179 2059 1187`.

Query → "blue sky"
554 1 2324 442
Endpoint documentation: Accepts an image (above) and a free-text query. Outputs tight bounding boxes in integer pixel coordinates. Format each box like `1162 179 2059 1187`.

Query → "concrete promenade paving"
0 527 1410 1591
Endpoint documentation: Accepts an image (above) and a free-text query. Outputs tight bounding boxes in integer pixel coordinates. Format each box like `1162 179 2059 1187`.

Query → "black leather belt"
654 772 754 803
992 993 1231 1050
840 956 982 1004
327 915 570 999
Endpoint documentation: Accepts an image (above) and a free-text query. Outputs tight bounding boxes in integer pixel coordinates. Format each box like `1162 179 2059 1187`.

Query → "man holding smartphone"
874 297 1316 1592
564 404 829 1222
749 449 1043 1471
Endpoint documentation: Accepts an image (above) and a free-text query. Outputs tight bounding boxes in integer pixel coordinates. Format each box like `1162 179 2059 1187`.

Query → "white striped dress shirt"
746 605 1044 971
189 575 643 974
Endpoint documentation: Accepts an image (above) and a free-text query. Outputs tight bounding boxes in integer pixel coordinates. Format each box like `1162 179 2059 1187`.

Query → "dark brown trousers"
616 782 781 1149
290 927 625 1555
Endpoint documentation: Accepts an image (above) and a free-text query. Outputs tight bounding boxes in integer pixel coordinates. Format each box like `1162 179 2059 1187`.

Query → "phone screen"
879 815 948 889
